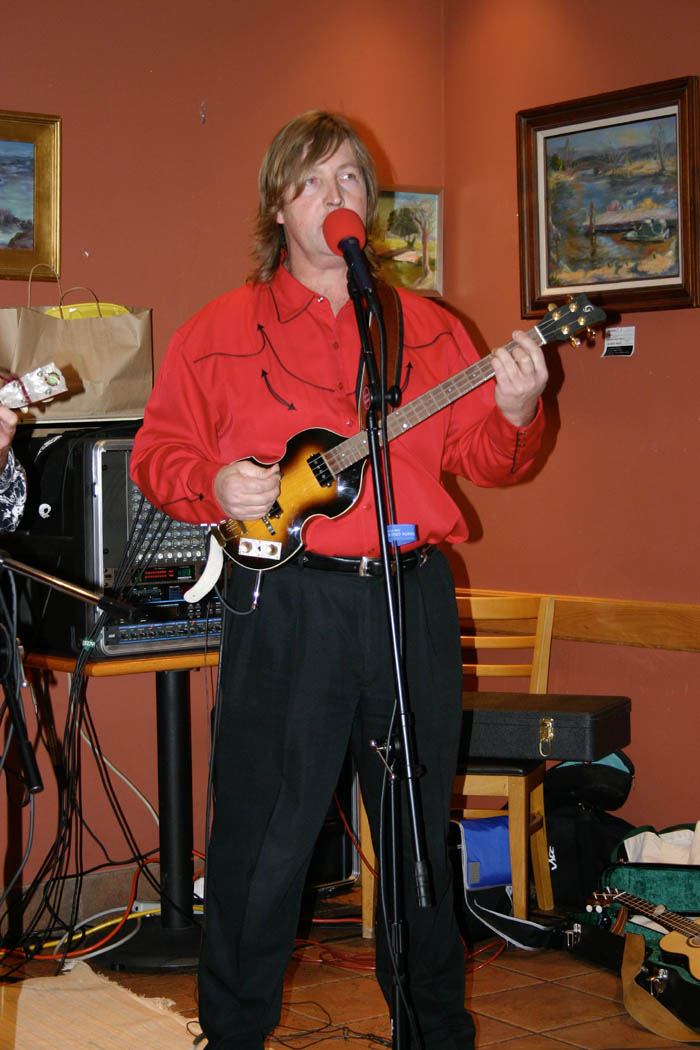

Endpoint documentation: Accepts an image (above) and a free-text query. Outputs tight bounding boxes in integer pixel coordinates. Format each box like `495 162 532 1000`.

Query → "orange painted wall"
1 0 698 887
442 0 699 829
0 0 447 882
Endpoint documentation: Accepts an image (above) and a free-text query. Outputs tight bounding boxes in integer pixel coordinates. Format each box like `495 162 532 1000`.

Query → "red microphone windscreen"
322 208 367 255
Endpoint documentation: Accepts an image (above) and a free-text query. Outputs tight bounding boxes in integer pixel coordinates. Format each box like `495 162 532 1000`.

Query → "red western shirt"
130 266 544 558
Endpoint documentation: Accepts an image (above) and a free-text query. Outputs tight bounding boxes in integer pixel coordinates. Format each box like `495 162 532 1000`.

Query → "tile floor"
102 885 696 1050
3 885 696 1049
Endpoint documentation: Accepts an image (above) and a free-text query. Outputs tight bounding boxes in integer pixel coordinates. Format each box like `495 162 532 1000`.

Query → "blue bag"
455 815 511 890
451 816 559 950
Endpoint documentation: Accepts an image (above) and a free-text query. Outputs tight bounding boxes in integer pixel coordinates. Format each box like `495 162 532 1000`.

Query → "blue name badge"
386 524 417 547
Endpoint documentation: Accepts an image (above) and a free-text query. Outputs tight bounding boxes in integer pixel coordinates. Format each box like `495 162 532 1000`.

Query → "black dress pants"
198 550 475 1050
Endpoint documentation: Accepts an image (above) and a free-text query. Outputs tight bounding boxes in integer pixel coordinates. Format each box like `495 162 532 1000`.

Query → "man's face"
276 139 368 279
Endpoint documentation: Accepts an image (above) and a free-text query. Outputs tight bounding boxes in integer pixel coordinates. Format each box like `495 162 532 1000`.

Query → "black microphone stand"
0 551 135 797
345 271 432 1050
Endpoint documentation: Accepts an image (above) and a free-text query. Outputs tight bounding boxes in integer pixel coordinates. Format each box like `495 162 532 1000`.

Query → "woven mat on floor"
0 961 197 1050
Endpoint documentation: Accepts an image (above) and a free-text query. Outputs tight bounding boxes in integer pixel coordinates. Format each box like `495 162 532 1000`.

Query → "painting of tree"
372 187 443 296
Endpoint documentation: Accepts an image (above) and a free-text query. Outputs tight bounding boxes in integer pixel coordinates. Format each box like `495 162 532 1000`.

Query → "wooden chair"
359 591 556 937
452 592 556 920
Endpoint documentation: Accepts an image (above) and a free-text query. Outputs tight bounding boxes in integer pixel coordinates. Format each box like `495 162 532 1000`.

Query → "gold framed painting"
372 186 443 297
517 77 699 315
0 110 61 280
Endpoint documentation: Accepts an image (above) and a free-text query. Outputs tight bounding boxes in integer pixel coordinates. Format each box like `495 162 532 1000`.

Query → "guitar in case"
585 888 700 1040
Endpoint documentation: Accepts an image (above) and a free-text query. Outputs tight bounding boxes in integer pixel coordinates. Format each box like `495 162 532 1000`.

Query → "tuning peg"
567 300 577 313
547 303 557 312
570 336 581 348
561 325 570 336
586 327 595 339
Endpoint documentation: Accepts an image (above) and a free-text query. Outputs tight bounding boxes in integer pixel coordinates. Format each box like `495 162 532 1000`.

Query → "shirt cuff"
486 400 545 472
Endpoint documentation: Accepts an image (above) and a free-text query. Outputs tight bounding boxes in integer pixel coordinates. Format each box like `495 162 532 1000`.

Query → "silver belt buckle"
358 556 371 577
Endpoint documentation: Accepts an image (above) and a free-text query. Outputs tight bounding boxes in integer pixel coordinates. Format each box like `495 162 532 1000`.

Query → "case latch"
539 716 554 757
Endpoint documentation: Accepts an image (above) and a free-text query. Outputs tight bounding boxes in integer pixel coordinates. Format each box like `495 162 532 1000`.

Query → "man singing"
130 110 548 1050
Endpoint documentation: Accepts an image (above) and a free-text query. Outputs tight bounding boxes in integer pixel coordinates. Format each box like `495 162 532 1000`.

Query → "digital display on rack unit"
138 565 195 583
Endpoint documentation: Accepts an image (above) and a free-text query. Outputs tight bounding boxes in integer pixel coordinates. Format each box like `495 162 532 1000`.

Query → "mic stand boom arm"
346 273 432 1050
0 552 135 618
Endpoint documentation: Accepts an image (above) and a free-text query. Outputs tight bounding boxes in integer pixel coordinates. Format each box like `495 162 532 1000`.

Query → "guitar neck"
322 324 544 478
609 891 700 937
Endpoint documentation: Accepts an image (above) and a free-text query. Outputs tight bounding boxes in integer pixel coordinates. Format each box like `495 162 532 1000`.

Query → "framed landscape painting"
0 110 61 280
372 186 443 297
517 77 699 314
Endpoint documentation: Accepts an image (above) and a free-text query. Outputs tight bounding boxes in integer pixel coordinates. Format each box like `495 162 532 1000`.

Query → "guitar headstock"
0 363 68 412
587 888 620 911
536 295 606 348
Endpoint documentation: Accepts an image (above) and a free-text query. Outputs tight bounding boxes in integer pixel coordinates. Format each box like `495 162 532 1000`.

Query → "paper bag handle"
27 263 63 307
59 286 103 318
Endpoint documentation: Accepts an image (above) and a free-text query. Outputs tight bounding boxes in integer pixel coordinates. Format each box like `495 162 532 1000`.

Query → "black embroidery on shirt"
258 325 335 393
193 326 266 363
162 492 204 512
261 370 296 411
268 284 316 324
400 328 458 396
510 430 524 474
404 330 453 351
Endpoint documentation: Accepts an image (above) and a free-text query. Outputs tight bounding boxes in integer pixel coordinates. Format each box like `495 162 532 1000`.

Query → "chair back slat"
463 663 534 678
459 593 555 694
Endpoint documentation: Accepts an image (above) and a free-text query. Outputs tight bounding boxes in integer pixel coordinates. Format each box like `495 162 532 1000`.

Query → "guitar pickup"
238 538 282 562
308 452 334 487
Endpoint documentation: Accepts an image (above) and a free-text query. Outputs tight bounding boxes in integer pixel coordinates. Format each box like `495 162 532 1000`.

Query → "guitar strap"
355 280 404 420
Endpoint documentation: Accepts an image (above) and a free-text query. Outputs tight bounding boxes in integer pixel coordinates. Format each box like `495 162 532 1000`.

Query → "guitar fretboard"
322 331 538 479
604 891 700 938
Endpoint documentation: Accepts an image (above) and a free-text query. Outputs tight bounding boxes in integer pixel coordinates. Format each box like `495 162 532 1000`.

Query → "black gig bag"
544 751 635 910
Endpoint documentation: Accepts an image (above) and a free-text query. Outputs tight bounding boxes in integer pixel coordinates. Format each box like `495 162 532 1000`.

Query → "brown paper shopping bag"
1 265 153 423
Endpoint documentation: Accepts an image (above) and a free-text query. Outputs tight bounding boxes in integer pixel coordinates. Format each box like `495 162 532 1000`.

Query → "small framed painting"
0 109 61 280
372 186 443 297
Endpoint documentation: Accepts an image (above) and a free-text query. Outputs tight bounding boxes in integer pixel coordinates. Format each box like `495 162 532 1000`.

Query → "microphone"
322 208 376 300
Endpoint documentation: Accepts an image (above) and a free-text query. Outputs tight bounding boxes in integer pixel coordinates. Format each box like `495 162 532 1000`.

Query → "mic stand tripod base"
98 915 202 973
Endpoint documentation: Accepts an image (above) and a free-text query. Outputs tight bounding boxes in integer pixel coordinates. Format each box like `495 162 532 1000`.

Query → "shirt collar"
268 264 318 323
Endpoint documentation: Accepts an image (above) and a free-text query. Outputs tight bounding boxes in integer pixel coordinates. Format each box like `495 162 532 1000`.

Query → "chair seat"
456 757 543 777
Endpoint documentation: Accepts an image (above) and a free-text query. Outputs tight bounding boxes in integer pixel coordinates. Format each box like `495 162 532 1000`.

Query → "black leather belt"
297 544 434 577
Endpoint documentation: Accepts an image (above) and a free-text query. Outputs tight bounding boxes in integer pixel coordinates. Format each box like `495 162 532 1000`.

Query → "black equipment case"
460 692 631 761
